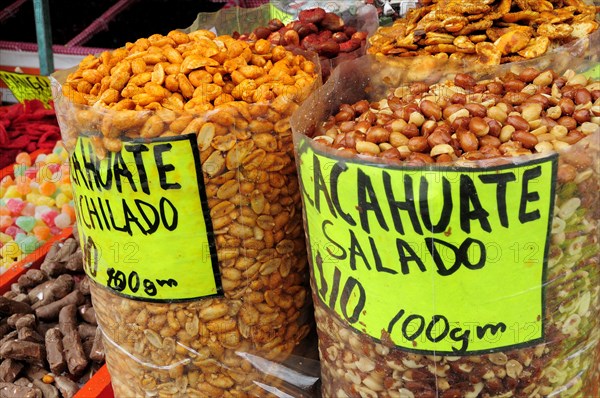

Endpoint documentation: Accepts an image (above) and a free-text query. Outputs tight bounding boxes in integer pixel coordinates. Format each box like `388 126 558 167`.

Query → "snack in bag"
52 29 322 397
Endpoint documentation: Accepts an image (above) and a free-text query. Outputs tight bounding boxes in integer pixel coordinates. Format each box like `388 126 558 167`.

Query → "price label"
297 136 557 355
0 71 52 106
71 134 221 302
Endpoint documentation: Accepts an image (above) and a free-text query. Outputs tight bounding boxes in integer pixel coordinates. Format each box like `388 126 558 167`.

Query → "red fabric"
0 100 61 168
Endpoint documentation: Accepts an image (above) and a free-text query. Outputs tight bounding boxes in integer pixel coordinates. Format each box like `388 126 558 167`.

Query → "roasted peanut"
309 68 598 165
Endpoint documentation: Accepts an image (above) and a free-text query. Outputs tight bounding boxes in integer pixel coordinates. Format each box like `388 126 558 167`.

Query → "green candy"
18 236 42 254
15 216 36 232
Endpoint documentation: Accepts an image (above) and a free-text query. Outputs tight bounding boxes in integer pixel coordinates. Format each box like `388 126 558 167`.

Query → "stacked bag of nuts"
291 53 599 397
311 67 599 162
367 0 600 65
51 29 320 397
232 6 379 81
0 228 105 398
185 4 379 83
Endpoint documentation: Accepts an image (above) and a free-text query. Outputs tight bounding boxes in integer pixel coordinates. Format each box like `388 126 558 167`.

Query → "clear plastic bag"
290 49 600 397
51 30 323 397
184 2 379 81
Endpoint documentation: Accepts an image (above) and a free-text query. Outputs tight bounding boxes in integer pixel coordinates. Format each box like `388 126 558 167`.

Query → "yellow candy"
55 193 69 208
0 233 12 243
3 185 21 198
0 241 22 259
26 193 41 203
2 254 26 267
37 168 53 182
60 185 73 199
45 153 61 164
35 196 56 207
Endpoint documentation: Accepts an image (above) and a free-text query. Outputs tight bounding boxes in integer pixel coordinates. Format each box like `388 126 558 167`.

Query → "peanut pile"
368 0 599 64
311 68 600 163
53 29 320 397
239 8 369 59
56 29 318 155
234 7 370 80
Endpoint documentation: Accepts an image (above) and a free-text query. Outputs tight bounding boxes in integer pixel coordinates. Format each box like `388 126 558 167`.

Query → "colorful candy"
0 142 75 272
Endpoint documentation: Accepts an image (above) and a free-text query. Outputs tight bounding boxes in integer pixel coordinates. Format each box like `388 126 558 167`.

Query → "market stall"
1 1 598 397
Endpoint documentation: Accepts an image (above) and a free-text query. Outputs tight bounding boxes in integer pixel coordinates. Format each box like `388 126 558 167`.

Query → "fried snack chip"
487 0 512 20
528 0 555 12
368 0 600 65
475 41 502 64
494 29 532 54
424 43 460 53
538 23 574 39
501 54 528 62
502 11 540 23
572 21 600 38
453 35 477 51
424 32 456 44
469 34 489 42
518 36 551 58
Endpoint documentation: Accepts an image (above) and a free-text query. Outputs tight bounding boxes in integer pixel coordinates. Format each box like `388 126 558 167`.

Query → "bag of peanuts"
290 52 599 397
185 2 379 81
50 29 324 397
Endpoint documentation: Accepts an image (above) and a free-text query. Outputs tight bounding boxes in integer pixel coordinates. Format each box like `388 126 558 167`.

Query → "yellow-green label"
0 71 52 106
583 63 600 79
297 137 557 355
70 135 221 301
269 4 294 25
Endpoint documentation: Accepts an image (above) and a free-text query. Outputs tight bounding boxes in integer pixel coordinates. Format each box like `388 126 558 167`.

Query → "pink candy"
6 199 26 216
5 225 25 238
47 163 61 174
24 167 38 180
41 210 60 228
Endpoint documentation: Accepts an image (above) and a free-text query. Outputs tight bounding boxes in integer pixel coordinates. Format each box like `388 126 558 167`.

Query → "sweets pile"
368 0 600 64
0 233 105 398
0 143 75 273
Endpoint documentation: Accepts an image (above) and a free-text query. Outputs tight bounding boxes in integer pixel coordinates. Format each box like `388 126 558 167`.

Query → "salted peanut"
310 67 599 165
176 74 195 99
129 71 152 87
140 115 165 138
310 66 599 398
99 88 119 105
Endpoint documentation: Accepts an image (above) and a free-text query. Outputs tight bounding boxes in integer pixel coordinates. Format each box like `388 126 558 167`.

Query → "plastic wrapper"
184 2 379 81
50 30 323 397
290 52 599 397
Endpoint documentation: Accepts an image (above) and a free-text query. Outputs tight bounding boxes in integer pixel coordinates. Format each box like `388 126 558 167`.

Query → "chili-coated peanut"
54 29 319 398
